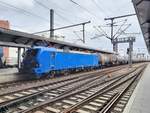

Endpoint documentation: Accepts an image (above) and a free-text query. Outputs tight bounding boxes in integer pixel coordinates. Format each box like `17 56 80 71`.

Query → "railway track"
0 65 136 90
0 65 128 112
0 64 132 90
0 63 146 113
0 65 127 95
19 64 146 113
62 66 145 113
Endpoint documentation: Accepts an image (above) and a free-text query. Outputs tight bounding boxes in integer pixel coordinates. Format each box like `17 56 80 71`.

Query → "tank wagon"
117 55 128 64
98 53 117 67
20 47 100 77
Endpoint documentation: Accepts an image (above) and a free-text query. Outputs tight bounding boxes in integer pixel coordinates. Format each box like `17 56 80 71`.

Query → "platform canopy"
0 28 113 54
132 0 150 53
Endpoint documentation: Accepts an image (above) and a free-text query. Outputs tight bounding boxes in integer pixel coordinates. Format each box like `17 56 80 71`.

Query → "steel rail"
98 66 145 113
21 64 145 113
0 66 126 112
0 65 124 95
62 65 146 113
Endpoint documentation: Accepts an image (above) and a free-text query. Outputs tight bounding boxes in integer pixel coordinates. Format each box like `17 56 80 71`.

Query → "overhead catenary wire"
73 31 83 41
96 0 117 16
46 1 88 23
46 0 83 20
69 0 109 39
55 12 74 24
91 0 109 17
115 24 132 39
97 26 111 39
0 0 62 32
70 0 103 22
113 19 128 38
33 0 92 43
34 0 74 25
0 1 49 22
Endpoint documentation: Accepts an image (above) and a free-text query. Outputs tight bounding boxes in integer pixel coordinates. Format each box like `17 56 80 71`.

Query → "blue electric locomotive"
20 47 100 77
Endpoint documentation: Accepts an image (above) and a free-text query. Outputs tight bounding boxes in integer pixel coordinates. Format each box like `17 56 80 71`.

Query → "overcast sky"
0 0 148 56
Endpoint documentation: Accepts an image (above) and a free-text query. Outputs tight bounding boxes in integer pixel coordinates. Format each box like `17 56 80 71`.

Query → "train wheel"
50 71 55 78
64 71 69 76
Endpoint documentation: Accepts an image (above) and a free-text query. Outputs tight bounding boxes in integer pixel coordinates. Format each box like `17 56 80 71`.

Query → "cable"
95 0 115 15
97 26 111 39
113 19 128 38
46 0 89 24
0 1 49 22
91 0 109 17
34 0 74 25
115 24 132 39
70 0 102 21
55 11 74 24
34 0 50 10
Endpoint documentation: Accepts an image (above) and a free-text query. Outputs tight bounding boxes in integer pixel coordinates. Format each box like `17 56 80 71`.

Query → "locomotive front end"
20 48 40 75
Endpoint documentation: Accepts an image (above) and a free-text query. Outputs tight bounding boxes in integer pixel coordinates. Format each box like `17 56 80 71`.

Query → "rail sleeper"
45 106 60 113
89 102 103 107
76 109 91 113
18 106 28 110
21 91 32 95
28 89 38 93
13 93 24 97
0 98 5 103
119 100 127 104
94 99 106 103
113 107 123 112
62 105 70 109
46 92 59 96
37 98 45 102
4 95 15 100
102 94 112 98
83 105 99 111
75 95 86 99
62 99 77 105
99 96 109 100
34 111 45 113
116 103 125 108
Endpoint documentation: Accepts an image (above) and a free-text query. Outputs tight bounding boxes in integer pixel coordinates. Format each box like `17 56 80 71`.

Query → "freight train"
20 46 118 77
20 46 147 78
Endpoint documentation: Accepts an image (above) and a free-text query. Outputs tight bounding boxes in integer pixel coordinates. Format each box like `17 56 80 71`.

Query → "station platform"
0 67 18 75
0 68 34 83
123 63 150 113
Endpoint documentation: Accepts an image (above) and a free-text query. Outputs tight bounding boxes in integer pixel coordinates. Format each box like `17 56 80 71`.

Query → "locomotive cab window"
31 49 38 56
24 49 39 59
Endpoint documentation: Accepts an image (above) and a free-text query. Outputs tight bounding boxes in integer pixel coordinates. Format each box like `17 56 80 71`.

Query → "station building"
0 20 18 66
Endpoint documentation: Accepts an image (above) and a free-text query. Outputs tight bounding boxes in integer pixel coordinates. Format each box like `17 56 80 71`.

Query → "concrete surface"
0 67 18 75
0 68 34 83
123 63 150 113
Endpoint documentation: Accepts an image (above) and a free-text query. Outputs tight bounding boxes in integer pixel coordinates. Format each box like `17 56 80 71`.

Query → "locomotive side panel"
54 52 99 70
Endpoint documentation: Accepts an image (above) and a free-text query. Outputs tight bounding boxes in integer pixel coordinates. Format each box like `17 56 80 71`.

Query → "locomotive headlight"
31 60 39 68
36 63 39 67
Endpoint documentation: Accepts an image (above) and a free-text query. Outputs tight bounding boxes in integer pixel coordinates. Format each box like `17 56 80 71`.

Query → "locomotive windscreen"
24 49 38 62
24 49 38 59
22 49 39 68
